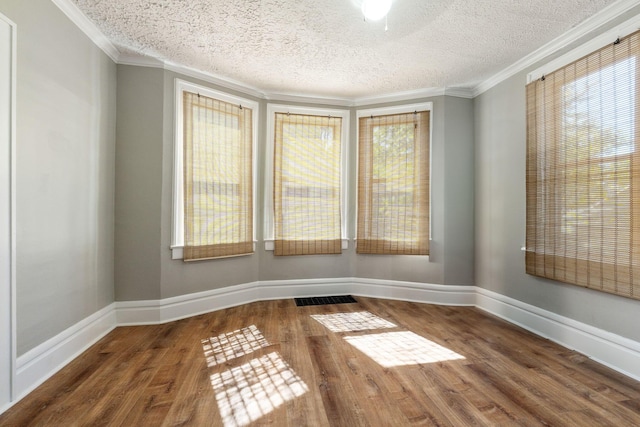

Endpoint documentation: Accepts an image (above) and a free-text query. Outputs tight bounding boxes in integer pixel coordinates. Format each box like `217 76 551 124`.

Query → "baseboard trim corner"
115 281 260 325
14 303 117 400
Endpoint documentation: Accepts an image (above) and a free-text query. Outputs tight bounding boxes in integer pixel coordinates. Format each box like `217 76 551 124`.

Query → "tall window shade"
183 91 253 261
357 111 430 255
273 113 342 255
526 30 640 299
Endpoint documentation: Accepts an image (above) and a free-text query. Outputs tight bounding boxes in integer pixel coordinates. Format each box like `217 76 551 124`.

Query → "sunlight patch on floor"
210 351 309 427
310 311 397 332
202 324 270 367
344 331 465 367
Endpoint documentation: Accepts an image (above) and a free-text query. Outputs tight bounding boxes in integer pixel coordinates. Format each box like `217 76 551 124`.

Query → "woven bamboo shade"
357 111 430 255
183 91 253 261
273 113 342 256
526 30 640 299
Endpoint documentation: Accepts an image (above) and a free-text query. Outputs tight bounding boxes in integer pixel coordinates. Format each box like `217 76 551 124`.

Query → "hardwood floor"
2 297 640 426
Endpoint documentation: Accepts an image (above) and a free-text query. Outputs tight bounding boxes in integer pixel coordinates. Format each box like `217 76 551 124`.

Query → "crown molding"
51 0 120 63
117 53 164 69
264 92 355 107
263 86 473 111
53 0 640 102
472 0 640 97
51 0 477 106
163 62 268 100
353 87 446 107
527 14 640 84
443 87 475 99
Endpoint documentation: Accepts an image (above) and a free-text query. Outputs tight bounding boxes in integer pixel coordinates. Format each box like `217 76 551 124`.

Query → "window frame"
264 104 350 251
171 79 259 260
356 102 433 255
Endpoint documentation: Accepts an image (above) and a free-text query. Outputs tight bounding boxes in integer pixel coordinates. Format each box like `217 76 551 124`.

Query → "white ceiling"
70 0 621 99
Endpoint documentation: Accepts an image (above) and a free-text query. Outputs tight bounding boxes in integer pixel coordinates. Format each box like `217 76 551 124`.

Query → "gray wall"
113 66 475 301
0 0 116 355
353 97 446 284
6 0 638 362
474 5 640 342
158 71 262 299
443 96 474 285
115 65 163 301
352 95 474 286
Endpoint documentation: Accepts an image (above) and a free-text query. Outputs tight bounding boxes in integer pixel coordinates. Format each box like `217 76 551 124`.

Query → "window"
173 80 258 261
525 30 640 299
356 103 431 255
265 105 349 255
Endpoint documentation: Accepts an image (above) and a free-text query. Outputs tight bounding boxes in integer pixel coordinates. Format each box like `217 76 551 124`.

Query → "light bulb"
361 0 392 22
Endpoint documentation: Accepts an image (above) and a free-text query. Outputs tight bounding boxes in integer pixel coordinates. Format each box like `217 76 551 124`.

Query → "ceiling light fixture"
361 0 392 22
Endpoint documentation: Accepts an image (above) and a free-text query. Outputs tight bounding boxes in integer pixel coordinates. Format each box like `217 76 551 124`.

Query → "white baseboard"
14 303 117 400
13 277 470 407
8 280 640 417
475 288 640 381
115 281 259 325
115 277 476 325
351 277 476 305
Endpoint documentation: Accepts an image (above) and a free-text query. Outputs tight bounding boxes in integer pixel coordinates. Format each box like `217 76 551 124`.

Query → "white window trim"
355 101 434 244
171 79 260 260
528 15 640 83
264 103 350 251
0 11 17 404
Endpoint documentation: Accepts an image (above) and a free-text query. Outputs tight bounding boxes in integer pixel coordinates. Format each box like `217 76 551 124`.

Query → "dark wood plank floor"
1 297 640 426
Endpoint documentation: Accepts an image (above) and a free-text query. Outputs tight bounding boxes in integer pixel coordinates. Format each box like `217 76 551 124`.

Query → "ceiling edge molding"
443 87 475 99
51 0 120 63
117 53 164 69
472 0 640 97
50 0 472 106
53 0 637 103
126 54 465 106
162 62 267 100
353 87 446 107
264 92 355 107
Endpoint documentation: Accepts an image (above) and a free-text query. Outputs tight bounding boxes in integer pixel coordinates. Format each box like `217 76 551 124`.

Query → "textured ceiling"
71 0 619 99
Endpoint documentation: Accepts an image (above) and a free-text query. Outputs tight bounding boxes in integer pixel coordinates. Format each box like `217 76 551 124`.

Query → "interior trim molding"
8 279 640 415
52 0 639 104
14 303 117 401
0 11 17 413
51 0 476 105
116 278 476 326
526 14 640 84
476 288 640 381
116 281 260 326
10 278 473 405
472 0 640 96
50 0 119 62
352 87 470 106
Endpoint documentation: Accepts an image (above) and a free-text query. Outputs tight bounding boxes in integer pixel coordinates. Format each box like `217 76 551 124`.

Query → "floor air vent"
294 295 357 307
